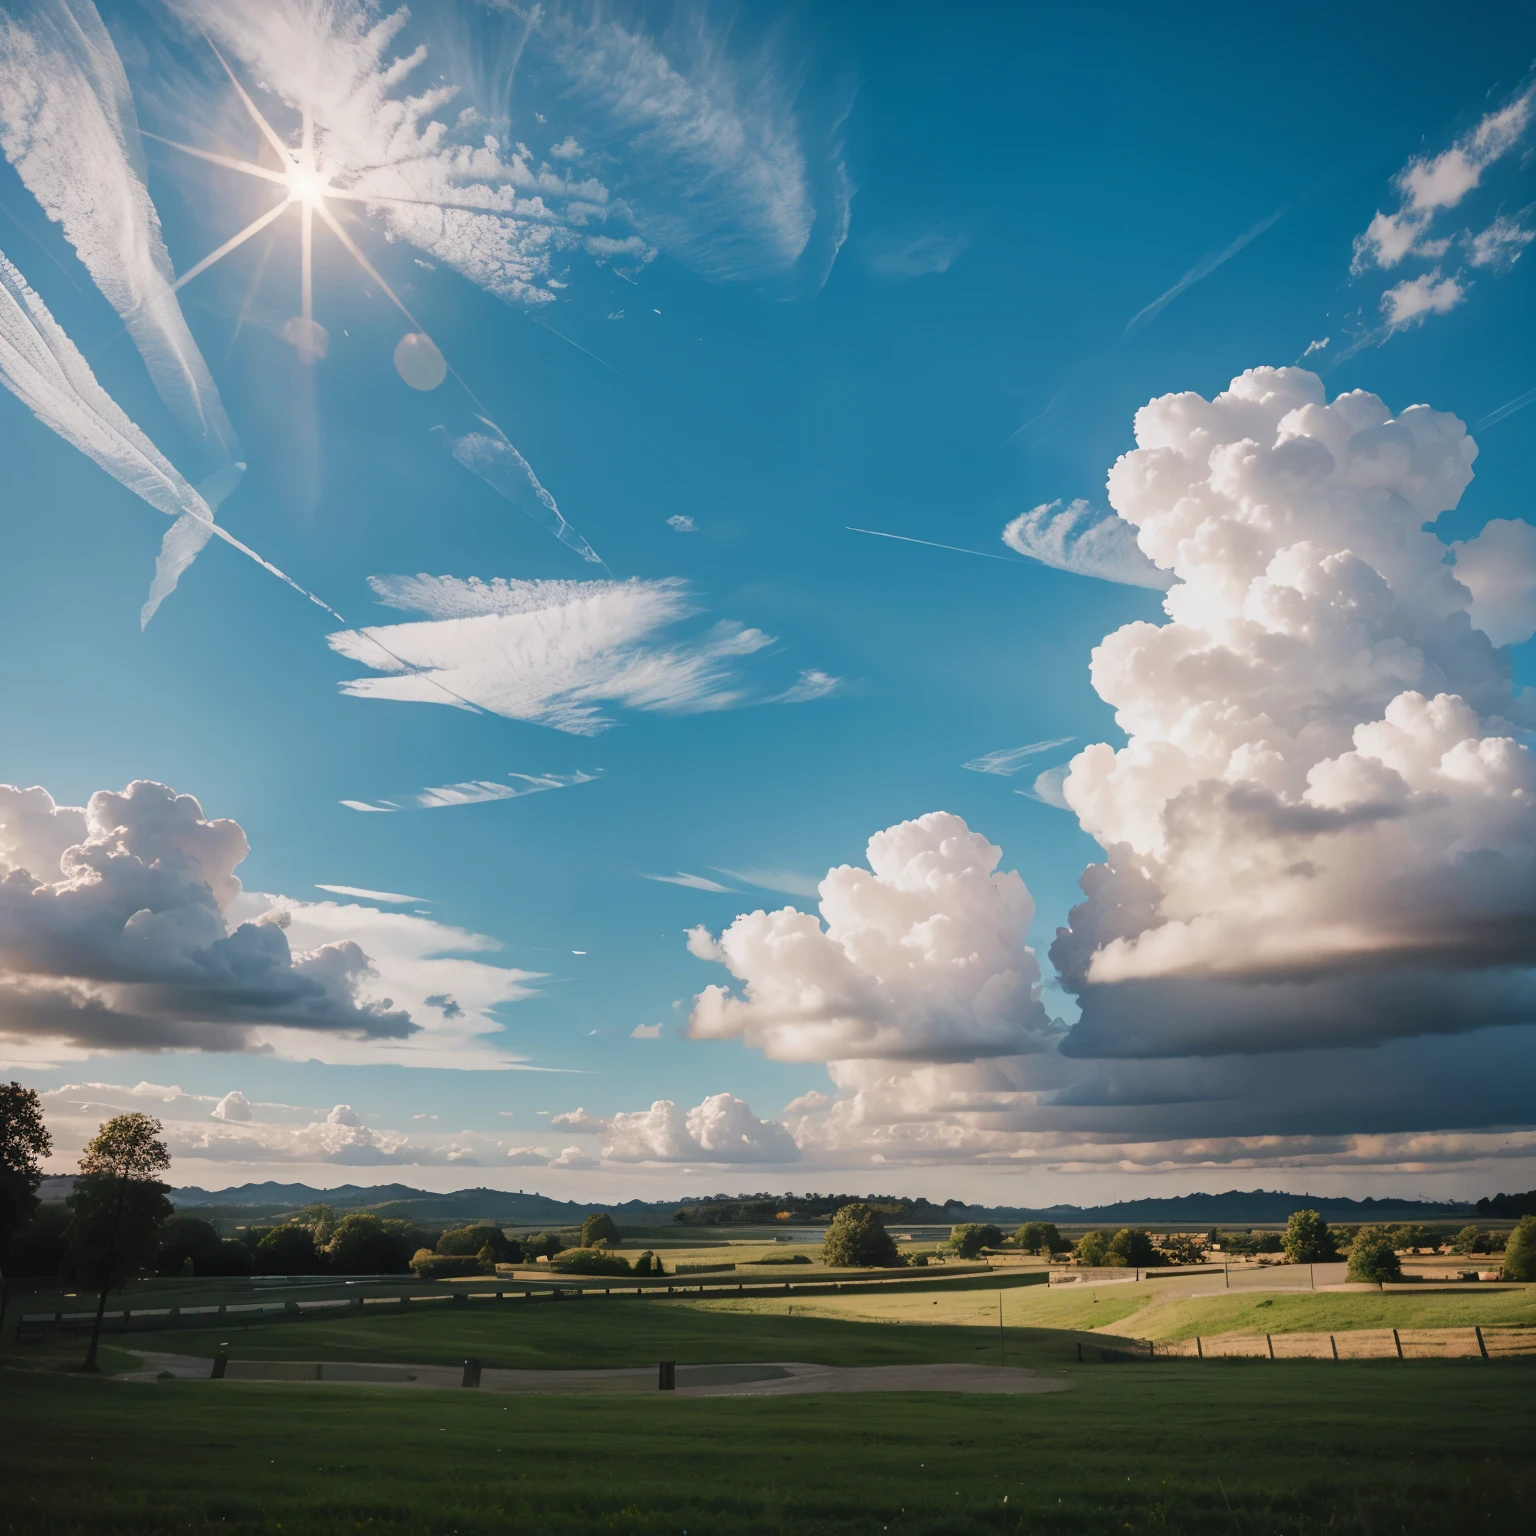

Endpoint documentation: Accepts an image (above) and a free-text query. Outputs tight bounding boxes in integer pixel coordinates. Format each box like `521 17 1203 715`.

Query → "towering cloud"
1049 367 1536 1056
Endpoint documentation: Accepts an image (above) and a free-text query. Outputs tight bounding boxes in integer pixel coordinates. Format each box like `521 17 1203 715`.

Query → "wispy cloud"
1002 499 1173 590
329 574 825 735
315 885 430 904
867 229 970 278
644 872 736 893
710 867 820 899
666 514 697 532
1381 268 1465 328
0 0 244 616
769 669 843 704
342 770 598 814
1126 206 1286 333
963 738 1075 776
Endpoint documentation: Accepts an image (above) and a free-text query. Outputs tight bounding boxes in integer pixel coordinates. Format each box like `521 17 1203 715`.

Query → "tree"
1015 1221 1062 1256
822 1203 899 1267
632 1250 665 1276
1282 1209 1338 1264
439 1223 513 1262
1501 1215 1536 1282
1345 1225 1402 1283
0 1081 52 1331
64 1113 171 1372
1451 1225 1484 1257
1074 1231 1109 1266
155 1216 223 1277
1161 1233 1206 1266
254 1223 321 1275
293 1203 339 1245
1106 1229 1161 1268
948 1223 1002 1258
323 1214 416 1273
581 1212 620 1249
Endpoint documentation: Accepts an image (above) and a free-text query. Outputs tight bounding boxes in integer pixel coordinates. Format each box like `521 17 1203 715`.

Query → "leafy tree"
254 1223 321 1274
293 1203 339 1245
64 1113 172 1371
1015 1221 1063 1256
581 1212 620 1249
0 1081 52 1330
822 1202 899 1267
1161 1233 1206 1265
1073 1230 1110 1266
1345 1225 1403 1283
948 1223 1002 1258
1501 1215 1536 1282
6 1202 70 1280
520 1231 568 1260
632 1250 665 1276
1106 1229 1161 1268
1282 1209 1338 1264
439 1224 513 1262
155 1216 223 1277
323 1214 416 1273
1451 1225 1484 1257
1391 1223 1434 1252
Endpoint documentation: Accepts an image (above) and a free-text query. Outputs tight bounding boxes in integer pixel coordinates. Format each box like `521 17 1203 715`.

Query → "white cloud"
1381 268 1465 328
645 872 735 893
548 1144 598 1169
549 1108 604 1133
583 234 656 264
770 669 844 704
548 135 583 161
1451 518 1536 646
630 1022 663 1039
0 0 243 615
1002 498 1174 590
342 771 597 814
1046 366 1536 1058
315 885 429 904
601 1093 798 1164
1353 87 1534 272
687 811 1055 1065
666 514 697 532
1303 337 1330 356
210 1090 252 1122
329 574 797 735
1466 211 1535 270
962 738 1075 776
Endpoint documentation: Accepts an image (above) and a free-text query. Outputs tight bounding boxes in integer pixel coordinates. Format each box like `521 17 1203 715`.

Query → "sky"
2 0 1536 1204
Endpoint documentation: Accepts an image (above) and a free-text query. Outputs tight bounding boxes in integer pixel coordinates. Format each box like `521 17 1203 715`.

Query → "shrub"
948 1223 1002 1258
632 1250 663 1276
410 1251 484 1280
1282 1209 1338 1264
1501 1215 1536 1282
1346 1225 1403 1283
550 1247 631 1276
581 1213 620 1248
823 1203 899 1267
254 1223 320 1275
1074 1231 1110 1266
1015 1221 1062 1255
755 1253 812 1265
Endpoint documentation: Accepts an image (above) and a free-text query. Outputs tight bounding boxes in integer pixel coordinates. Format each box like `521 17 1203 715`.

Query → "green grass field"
3 1353 1531 1535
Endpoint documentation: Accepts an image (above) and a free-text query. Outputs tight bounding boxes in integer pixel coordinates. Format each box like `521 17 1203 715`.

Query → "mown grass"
2 1355 1531 1535
1128 1288 1536 1340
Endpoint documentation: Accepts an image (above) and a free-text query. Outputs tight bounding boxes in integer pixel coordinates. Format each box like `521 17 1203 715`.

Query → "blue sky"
3 0 1536 1201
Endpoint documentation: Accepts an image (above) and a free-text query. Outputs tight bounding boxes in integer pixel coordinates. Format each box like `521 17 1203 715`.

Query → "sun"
285 164 329 208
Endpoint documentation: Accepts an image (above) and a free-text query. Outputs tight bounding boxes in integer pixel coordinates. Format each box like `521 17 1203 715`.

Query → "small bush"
550 1247 632 1276
410 1251 485 1280
632 1250 665 1277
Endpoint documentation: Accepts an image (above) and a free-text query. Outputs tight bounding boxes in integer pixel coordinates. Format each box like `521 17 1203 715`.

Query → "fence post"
1475 1325 1489 1359
658 1360 675 1391
462 1357 482 1389
210 1345 228 1380
1266 1333 1274 1359
1392 1327 1403 1359
1330 1334 1338 1359
1196 1335 1203 1359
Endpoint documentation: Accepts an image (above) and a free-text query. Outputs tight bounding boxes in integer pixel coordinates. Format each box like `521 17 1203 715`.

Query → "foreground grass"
2 1356 1530 1535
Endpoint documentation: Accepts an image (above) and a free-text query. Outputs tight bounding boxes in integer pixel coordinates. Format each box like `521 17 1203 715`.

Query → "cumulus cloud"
1450 519 1536 647
686 811 1056 1064
0 779 416 1056
1002 499 1173 590
548 1144 598 1169
1044 366 1536 1057
630 1022 663 1039
1354 86 1533 272
329 574 822 735
601 1093 798 1163
210 1090 251 1122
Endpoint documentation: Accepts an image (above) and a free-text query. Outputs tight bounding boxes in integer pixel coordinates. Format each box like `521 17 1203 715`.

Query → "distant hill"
153 1180 1476 1227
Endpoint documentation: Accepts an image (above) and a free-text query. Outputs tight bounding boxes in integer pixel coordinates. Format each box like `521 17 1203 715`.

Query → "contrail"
847 526 1025 564
1126 206 1288 334
1476 386 1536 431
527 312 635 383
